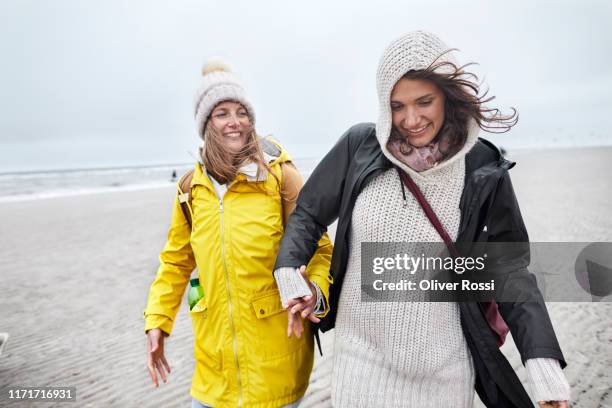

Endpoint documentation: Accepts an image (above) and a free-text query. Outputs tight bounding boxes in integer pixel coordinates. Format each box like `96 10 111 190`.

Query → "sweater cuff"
525 358 571 402
274 267 312 307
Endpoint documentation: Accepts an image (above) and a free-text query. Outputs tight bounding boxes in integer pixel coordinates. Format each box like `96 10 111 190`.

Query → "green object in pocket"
188 278 204 311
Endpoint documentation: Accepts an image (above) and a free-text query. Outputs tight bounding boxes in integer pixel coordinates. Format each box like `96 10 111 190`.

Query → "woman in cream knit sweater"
274 31 570 407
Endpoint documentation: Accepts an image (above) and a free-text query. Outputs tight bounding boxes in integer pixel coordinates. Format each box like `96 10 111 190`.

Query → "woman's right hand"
146 328 171 387
286 266 321 338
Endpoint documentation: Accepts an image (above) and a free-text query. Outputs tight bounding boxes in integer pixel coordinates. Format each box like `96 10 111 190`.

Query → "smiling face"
390 78 445 147
209 101 251 153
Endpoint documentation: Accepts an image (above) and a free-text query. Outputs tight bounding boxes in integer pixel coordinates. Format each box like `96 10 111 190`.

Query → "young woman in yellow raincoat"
143 58 333 408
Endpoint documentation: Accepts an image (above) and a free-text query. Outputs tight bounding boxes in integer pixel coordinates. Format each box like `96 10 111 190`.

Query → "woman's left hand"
286 266 320 338
538 401 569 407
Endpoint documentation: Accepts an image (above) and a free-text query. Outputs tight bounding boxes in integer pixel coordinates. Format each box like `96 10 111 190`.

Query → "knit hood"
375 31 480 180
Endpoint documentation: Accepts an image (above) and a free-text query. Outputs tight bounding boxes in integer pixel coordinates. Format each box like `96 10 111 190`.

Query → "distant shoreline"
1 146 611 202
0 162 193 176
0 182 177 203
2 145 611 176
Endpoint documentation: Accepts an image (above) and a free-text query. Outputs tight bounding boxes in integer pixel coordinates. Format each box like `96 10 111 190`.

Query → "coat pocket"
252 290 285 319
189 297 222 371
189 296 208 338
249 290 305 361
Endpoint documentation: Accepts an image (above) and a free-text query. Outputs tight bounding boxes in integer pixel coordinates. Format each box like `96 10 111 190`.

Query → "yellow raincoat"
144 142 333 407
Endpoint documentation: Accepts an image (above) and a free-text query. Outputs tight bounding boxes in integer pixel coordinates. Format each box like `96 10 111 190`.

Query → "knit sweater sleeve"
273 267 326 313
525 358 570 402
274 267 312 306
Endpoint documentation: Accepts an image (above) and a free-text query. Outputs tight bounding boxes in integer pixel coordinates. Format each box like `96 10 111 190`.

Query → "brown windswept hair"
201 121 268 185
390 50 518 159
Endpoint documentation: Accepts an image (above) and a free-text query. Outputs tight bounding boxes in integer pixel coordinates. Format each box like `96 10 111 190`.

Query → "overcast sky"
1 0 611 172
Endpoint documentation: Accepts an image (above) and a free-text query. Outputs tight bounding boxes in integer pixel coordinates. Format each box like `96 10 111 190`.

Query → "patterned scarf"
387 137 445 172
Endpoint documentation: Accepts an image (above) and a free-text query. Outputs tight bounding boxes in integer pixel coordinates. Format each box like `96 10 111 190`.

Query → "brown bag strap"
178 169 195 229
395 166 509 347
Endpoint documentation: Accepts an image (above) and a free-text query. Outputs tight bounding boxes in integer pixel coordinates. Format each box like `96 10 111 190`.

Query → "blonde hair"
201 120 269 185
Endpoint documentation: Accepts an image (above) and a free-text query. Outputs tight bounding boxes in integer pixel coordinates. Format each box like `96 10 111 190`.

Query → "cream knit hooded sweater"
332 123 478 406
275 31 570 406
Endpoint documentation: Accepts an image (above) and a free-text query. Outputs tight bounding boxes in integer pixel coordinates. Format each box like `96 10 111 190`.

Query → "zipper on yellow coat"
145 143 333 408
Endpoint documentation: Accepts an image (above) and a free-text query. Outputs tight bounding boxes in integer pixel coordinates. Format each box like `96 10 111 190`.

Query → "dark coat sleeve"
273 126 355 270
488 172 567 367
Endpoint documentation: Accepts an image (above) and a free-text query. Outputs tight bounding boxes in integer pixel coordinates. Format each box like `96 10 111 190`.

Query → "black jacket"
275 123 566 407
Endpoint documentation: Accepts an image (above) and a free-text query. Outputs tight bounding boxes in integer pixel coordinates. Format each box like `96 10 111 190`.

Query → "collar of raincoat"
196 150 277 183
235 152 276 182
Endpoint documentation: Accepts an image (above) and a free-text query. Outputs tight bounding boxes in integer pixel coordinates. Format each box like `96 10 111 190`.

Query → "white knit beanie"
193 57 256 138
375 31 480 175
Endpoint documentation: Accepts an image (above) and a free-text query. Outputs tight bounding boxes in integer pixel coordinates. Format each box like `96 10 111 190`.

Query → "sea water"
0 158 321 201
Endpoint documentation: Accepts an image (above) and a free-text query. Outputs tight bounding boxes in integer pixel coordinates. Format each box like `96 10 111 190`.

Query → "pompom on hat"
193 57 256 138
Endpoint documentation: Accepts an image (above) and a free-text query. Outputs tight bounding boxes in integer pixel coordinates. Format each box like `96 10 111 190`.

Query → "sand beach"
0 146 611 407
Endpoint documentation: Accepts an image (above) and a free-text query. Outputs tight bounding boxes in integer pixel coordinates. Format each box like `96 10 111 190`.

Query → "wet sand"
0 146 611 407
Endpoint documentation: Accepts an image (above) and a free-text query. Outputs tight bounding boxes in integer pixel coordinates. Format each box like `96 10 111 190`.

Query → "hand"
286 297 304 339
538 401 569 408
146 328 171 387
286 266 320 339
